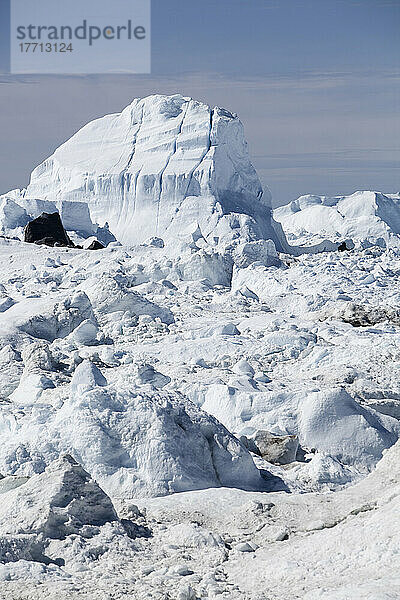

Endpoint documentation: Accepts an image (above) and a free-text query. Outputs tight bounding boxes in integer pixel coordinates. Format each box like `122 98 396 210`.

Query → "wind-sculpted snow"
17 94 289 253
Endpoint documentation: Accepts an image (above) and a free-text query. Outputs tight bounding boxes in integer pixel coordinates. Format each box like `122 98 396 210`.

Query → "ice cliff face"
23 94 289 251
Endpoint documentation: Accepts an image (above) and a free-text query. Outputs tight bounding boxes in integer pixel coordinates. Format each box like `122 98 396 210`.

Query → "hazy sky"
0 0 399 206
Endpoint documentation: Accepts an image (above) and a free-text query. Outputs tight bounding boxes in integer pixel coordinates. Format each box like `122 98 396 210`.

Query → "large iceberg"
19 94 289 251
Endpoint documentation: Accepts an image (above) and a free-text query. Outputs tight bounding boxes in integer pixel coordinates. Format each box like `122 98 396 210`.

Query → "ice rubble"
0 359 263 498
0 244 398 597
0 238 399 497
0 95 400 597
2 436 396 598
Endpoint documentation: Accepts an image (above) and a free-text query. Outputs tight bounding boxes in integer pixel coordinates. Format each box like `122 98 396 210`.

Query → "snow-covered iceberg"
274 190 400 248
16 94 289 252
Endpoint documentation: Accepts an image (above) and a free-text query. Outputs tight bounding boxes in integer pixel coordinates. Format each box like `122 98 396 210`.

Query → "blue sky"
0 0 399 205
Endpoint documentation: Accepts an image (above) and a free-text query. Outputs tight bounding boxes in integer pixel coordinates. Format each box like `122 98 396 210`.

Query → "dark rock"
242 430 299 465
24 213 73 247
87 240 105 250
338 242 349 252
120 519 152 540
335 302 400 328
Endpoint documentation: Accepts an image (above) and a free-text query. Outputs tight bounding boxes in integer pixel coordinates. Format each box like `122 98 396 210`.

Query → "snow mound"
0 200 400 595
81 273 174 323
0 455 117 540
274 190 400 247
0 365 263 498
197 385 399 472
17 94 288 253
299 388 399 467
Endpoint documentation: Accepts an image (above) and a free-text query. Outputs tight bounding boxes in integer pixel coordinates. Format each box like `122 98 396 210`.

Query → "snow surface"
0 233 399 597
0 95 400 598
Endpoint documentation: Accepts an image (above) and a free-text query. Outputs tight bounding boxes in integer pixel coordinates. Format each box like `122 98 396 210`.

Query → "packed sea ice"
0 95 398 599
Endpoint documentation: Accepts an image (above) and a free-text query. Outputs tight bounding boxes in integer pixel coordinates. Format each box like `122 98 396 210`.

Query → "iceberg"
20 94 289 252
